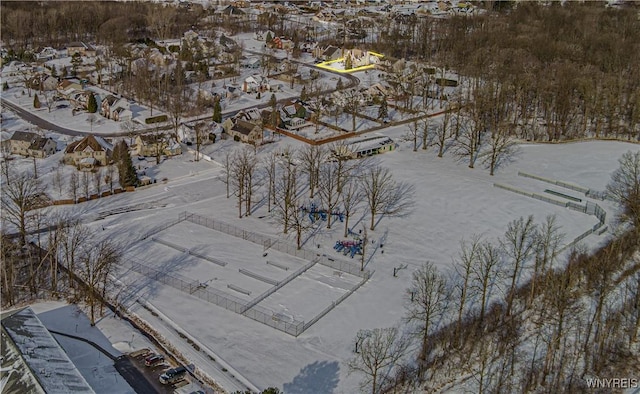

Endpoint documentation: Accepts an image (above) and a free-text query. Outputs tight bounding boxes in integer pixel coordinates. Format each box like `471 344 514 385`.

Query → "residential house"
219 35 239 52
178 123 222 144
6 131 56 157
28 74 59 91
242 57 261 69
317 45 342 62
36 47 58 61
56 79 83 99
281 100 308 120
233 108 263 125
135 134 181 157
242 74 270 93
222 119 262 143
218 5 246 18
28 136 58 158
63 135 113 168
270 37 294 51
66 42 96 57
101 96 132 122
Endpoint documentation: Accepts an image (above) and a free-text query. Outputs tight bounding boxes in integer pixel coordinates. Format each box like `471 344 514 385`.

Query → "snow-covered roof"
1 307 95 393
348 135 395 153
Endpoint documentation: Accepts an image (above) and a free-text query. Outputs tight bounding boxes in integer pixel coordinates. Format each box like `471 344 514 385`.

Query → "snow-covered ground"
4 82 638 393
28 128 634 393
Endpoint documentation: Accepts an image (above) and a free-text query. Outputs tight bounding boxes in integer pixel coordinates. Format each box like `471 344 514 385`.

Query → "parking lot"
124 348 191 393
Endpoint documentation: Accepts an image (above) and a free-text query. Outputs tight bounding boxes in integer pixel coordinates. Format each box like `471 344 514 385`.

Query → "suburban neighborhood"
1 1 640 394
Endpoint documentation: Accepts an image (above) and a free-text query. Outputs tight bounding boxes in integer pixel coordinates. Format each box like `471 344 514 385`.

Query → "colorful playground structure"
300 202 345 224
334 239 363 258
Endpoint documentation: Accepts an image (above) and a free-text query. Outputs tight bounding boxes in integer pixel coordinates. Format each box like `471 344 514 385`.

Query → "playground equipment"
334 239 363 258
300 202 345 223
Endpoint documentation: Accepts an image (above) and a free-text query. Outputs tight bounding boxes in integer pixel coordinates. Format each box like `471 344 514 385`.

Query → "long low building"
334 135 396 159
1 307 95 393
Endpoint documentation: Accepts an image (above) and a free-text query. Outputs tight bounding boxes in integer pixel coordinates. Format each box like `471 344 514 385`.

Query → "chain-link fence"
129 261 306 336
519 171 618 202
518 171 589 193
135 212 373 336
180 211 371 278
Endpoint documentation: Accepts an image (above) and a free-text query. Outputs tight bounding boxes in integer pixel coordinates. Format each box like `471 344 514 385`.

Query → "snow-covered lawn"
42 126 631 393
6 90 638 392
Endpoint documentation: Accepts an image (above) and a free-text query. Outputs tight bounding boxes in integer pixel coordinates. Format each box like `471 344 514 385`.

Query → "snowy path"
131 300 259 394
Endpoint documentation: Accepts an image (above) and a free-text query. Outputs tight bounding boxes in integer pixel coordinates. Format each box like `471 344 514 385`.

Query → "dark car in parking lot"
144 354 165 367
159 366 187 385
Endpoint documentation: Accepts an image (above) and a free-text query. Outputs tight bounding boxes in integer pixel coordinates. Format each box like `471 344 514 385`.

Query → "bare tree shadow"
283 360 340 394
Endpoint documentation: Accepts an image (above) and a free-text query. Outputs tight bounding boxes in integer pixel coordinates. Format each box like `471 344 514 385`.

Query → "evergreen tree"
33 94 41 108
3 81 9 91
336 78 344 90
266 31 273 45
300 86 308 101
345 55 352 70
212 98 222 123
87 92 98 113
378 97 388 120
113 141 138 187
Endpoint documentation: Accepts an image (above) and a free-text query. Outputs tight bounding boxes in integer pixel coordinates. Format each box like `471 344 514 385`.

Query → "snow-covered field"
4 88 638 393
40 129 632 393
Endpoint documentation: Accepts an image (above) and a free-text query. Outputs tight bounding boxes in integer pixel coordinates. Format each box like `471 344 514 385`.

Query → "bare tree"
348 327 409 394
78 237 121 325
273 147 298 235
405 261 450 366
93 168 104 196
341 176 363 238
81 170 90 199
87 113 97 132
69 171 79 202
119 120 138 146
407 119 420 152
453 115 482 169
53 166 64 196
194 123 209 162
482 123 517 176
360 165 415 230
263 150 279 213
452 235 482 344
529 215 564 305
473 241 503 326
606 150 640 230
501 215 537 316
299 145 328 199
317 161 341 229
222 151 232 199
433 109 451 158
105 165 115 192
343 89 362 132
59 220 90 295
0 170 45 245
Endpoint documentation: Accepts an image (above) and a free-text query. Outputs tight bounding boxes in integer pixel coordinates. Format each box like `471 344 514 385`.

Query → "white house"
242 74 270 93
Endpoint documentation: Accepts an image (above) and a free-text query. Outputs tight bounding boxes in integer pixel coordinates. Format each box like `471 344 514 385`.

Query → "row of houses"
220 99 312 143
2 132 182 169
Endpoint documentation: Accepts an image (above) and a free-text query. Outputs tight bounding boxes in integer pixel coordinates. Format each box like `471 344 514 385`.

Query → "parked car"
144 354 165 367
159 366 187 385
